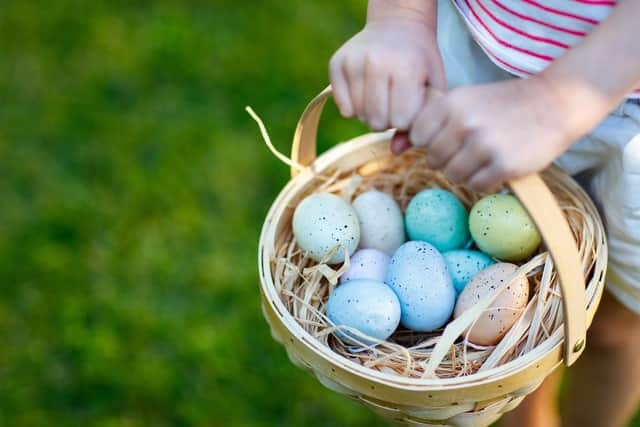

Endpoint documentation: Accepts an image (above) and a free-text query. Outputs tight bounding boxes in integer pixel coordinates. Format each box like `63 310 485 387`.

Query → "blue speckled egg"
292 193 360 264
385 241 456 332
443 249 496 294
326 279 401 343
340 249 390 284
404 189 470 252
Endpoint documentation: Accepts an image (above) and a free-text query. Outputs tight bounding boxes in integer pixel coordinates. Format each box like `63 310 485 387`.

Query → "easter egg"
469 194 541 262
386 241 456 332
443 250 496 294
405 189 470 252
326 279 401 343
352 190 405 255
340 249 390 284
454 263 530 346
292 193 360 264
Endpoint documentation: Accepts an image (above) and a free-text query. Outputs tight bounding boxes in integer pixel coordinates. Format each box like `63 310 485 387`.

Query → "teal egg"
404 189 470 252
443 249 495 293
469 194 541 261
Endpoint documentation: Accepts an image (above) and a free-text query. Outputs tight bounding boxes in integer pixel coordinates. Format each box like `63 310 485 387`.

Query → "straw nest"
270 147 605 380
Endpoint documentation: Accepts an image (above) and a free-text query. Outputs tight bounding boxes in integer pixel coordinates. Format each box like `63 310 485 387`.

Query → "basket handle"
291 86 587 366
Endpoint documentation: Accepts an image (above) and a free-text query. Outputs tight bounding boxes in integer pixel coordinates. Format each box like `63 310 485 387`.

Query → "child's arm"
408 0 640 192
329 0 444 132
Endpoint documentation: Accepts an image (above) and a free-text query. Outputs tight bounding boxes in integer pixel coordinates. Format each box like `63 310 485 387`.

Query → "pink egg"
454 263 530 346
340 249 390 284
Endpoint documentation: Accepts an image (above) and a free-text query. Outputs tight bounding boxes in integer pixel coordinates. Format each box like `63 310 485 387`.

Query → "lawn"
0 1 637 426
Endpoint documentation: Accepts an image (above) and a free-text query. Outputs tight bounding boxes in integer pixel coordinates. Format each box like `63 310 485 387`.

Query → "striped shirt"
452 0 640 97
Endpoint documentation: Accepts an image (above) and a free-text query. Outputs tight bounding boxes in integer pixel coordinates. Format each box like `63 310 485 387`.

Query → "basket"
258 87 607 426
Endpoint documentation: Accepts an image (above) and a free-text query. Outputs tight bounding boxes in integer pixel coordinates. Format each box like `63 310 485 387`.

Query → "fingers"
442 134 492 183
467 157 518 192
345 57 366 122
426 120 465 170
329 53 353 117
408 90 447 148
389 68 427 131
329 51 366 120
330 51 434 131
364 63 390 131
467 164 505 193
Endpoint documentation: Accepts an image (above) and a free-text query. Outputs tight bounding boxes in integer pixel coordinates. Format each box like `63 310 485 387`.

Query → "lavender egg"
340 249 391 284
386 241 456 332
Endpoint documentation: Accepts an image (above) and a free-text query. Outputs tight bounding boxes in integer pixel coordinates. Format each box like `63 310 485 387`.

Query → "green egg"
469 194 541 262
404 189 470 252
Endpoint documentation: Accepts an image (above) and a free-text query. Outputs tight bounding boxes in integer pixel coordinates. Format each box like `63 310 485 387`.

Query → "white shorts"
437 0 640 314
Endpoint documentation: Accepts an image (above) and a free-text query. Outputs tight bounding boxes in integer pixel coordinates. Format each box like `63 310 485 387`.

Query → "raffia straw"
247 106 339 183
269 147 605 380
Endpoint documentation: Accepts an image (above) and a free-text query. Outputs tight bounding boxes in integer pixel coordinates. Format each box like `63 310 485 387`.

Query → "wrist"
532 71 607 144
535 66 617 143
367 0 438 31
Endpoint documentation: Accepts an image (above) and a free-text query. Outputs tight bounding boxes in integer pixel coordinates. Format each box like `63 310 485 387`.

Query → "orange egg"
454 263 529 346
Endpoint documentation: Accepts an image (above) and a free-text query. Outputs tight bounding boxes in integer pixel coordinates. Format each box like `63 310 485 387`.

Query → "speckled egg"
292 193 360 264
385 241 456 332
340 249 390 284
352 190 406 255
454 263 530 346
443 250 496 294
405 189 470 252
469 194 541 262
326 279 401 343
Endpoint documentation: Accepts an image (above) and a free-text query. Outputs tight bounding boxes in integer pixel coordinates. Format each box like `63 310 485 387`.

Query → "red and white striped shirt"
452 0 640 97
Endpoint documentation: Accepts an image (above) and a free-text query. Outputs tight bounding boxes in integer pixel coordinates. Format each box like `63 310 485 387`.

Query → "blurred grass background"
0 1 638 426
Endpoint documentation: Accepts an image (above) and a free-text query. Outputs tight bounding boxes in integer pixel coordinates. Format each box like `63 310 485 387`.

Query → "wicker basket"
258 87 607 426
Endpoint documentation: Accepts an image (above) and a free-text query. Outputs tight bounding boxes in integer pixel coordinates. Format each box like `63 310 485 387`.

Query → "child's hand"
408 78 576 192
329 18 445 132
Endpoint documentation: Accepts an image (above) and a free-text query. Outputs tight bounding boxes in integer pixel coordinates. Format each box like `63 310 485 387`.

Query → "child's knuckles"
470 133 498 158
427 145 448 168
400 56 428 76
344 55 365 77
492 157 518 180
446 164 466 183
470 174 494 193
364 52 392 76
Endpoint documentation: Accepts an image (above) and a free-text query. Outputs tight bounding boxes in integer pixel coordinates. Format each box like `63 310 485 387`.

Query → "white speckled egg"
443 250 496 294
385 241 456 332
352 190 406 255
292 193 360 264
326 279 401 343
454 263 530 346
340 249 390 284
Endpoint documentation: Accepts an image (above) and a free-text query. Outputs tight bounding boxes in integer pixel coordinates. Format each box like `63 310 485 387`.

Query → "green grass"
0 1 638 426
